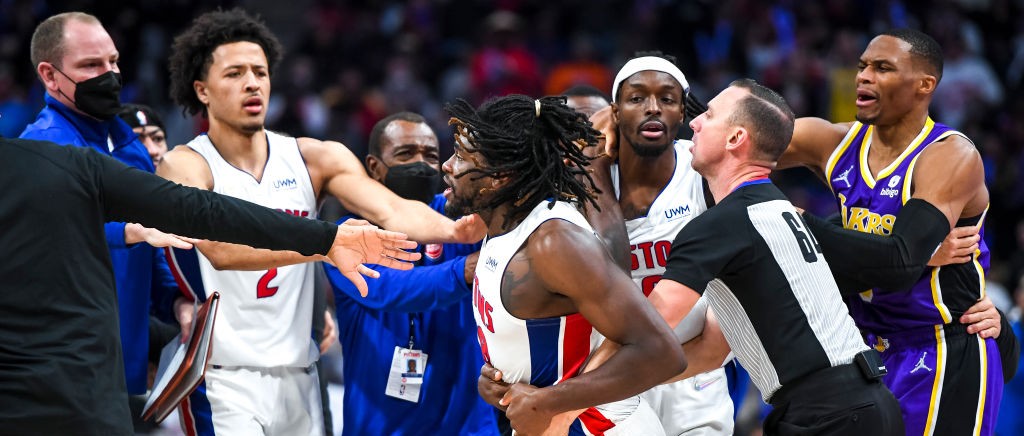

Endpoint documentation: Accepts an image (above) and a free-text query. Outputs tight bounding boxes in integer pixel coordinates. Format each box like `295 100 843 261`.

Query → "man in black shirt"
653 79 904 435
0 136 418 435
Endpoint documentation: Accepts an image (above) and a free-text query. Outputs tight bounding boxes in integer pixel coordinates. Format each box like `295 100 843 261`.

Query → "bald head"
30 12 101 69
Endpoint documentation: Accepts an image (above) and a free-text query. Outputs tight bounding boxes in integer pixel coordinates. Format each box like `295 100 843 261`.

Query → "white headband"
611 56 689 103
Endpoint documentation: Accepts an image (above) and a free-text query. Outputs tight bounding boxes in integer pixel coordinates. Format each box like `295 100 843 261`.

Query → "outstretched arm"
157 146 323 270
326 249 478 311
304 138 485 244
776 117 850 173
90 146 419 296
802 202 949 293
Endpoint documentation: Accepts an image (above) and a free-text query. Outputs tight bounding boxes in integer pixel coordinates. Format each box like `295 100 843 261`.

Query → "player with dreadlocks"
444 95 598 226
443 94 682 435
478 53 739 435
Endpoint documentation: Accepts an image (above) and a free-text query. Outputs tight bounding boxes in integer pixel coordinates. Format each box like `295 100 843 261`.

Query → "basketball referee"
651 79 904 435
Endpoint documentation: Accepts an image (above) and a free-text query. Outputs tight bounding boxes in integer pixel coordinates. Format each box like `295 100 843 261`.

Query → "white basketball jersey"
472 201 599 387
613 140 734 436
611 140 708 295
184 131 318 367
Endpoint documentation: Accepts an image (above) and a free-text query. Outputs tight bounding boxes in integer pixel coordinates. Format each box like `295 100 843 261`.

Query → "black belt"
769 350 884 406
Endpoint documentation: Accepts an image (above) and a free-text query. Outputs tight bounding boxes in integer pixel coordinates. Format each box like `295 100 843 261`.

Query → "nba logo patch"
425 244 443 260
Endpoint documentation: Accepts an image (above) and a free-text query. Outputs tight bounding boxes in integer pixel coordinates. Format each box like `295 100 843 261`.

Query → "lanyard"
408 314 420 349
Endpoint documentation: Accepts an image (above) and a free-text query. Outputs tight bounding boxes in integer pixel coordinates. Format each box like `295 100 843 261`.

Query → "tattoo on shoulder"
501 260 532 295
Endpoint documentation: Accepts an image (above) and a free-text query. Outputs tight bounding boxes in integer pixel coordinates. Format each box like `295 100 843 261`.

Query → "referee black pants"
764 362 904 436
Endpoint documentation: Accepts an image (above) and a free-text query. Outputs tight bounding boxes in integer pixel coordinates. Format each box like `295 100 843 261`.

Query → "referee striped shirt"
663 180 867 401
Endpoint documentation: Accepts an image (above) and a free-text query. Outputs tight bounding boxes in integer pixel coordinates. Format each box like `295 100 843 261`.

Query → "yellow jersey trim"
859 117 936 189
825 122 864 192
923 325 947 436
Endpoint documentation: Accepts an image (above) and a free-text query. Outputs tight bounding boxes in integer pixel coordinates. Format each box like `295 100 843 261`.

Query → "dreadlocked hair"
445 94 601 228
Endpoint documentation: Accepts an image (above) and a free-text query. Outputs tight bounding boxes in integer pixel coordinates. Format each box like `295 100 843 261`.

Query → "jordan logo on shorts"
910 351 932 373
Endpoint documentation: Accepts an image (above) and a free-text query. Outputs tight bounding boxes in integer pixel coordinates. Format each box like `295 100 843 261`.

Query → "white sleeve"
674 296 708 344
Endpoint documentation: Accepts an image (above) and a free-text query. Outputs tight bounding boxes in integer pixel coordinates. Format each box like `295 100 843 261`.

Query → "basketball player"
605 54 734 436
776 29 1003 435
159 9 481 435
445 94 682 435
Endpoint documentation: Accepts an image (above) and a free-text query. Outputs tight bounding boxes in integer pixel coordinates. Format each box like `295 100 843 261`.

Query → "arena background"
1 1 1022 434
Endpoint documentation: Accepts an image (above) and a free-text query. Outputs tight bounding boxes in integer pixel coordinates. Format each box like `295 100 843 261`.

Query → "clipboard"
142 292 220 423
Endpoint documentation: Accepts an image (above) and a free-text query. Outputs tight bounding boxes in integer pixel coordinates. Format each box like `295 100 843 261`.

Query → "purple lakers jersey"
824 118 990 334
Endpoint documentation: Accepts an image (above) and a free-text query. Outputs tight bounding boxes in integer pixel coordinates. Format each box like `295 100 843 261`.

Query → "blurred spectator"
544 33 612 97
119 103 168 167
995 278 1023 434
561 84 610 118
932 33 1003 127
0 65 35 137
469 11 542 102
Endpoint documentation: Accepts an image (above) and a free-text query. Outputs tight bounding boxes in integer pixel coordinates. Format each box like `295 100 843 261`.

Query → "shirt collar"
44 93 139 152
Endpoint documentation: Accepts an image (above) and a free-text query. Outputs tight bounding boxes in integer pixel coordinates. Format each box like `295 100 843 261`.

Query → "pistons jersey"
472 200 599 387
167 130 320 367
611 140 708 295
825 118 990 334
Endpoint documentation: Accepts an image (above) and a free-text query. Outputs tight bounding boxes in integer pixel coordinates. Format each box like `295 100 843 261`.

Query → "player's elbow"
653 333 688 378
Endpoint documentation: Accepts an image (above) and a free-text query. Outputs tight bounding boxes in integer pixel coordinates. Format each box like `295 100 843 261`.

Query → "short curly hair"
168 8 283 116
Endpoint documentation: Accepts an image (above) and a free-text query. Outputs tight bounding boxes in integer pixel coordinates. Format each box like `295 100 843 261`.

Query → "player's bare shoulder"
527 217 607 285
158 144 213 190
296 137 360 168
915 133 983 177
911 132 988 218
295 137 363 187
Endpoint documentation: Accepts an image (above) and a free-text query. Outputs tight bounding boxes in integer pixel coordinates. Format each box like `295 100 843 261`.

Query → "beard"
444 192 477 218
629 140 673 158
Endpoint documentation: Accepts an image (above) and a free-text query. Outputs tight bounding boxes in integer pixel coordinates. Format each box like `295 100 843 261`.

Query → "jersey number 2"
782 212 822 262
257 268 279 298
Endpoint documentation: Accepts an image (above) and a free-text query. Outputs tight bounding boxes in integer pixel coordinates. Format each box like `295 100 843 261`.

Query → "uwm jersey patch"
166 131 320 367
613 140 708 295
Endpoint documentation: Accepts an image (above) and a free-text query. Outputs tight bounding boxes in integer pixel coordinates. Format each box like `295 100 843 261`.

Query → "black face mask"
383 161 442 204
54 69 123 120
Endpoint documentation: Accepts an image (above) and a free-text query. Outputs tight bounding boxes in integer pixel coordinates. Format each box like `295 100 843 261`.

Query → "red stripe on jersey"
180 396 198 436
558 313 593 382
164 247 196 302
580 407 615 435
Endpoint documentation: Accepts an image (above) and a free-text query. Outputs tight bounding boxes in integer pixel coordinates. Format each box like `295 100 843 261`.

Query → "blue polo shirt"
20 94 178 394
325 194 498 435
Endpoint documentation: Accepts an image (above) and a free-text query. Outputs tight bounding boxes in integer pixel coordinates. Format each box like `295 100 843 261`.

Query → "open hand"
327 223 420 296
961 296 1001 338
125 223 198 249
453 214 487 244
